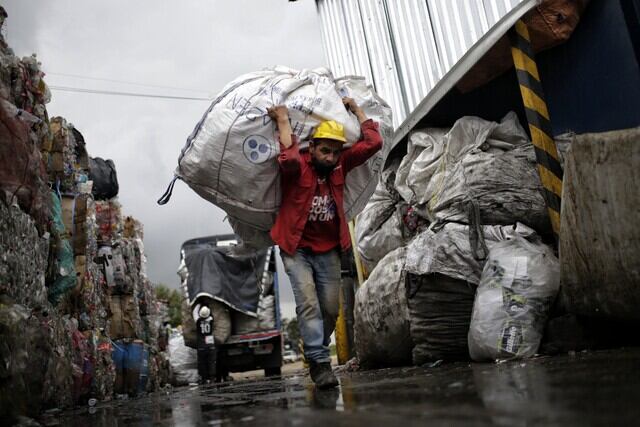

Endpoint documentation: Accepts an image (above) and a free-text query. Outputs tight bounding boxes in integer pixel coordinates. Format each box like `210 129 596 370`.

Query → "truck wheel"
264 367 281 377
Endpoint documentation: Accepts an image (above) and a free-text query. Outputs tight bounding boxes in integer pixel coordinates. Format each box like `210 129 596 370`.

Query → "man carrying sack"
267 98 382 389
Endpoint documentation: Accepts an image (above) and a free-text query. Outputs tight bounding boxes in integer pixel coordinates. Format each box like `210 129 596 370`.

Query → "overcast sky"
4 0 327 319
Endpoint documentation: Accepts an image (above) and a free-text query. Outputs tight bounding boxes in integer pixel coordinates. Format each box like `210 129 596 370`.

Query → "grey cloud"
3 0 323 310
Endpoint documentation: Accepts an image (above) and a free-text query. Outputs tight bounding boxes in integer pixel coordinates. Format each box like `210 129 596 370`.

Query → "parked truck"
178 234 283 382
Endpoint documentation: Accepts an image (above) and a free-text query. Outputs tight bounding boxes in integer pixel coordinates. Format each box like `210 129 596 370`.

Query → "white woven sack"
161 67 393 246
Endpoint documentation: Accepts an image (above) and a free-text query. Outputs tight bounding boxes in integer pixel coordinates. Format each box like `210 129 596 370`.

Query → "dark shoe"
309 362 339 389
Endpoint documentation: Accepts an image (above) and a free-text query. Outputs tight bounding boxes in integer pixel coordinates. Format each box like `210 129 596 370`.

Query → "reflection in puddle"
48 350 640 426
473 361 558 426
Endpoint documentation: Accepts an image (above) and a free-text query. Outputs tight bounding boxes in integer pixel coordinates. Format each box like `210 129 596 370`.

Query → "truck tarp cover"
184 245 267 315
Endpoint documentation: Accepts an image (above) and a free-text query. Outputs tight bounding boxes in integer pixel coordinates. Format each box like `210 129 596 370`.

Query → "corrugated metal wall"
316 0 523 127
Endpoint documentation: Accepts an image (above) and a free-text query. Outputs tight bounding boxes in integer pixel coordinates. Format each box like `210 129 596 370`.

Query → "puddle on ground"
42 348 640 426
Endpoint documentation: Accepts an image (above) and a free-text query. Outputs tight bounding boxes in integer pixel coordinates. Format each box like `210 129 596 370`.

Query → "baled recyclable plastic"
47 191 76 305
468 236 560 361
0 99 51 229
354 246 412 367
162 66 393 247
0 201 49 308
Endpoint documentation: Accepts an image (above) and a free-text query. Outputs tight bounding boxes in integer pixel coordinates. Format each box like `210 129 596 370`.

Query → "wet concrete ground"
43 347 640 426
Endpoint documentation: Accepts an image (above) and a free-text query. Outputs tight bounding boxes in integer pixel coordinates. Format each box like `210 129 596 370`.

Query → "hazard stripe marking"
510 20 563 238
515 20 531 42
519 85 550 120
533 145 564 181
524 106 554 137
529 124 561 162
512 50 541 81
542 187 562 213
511 31 536 61
516 69 544 98
537 165 564 198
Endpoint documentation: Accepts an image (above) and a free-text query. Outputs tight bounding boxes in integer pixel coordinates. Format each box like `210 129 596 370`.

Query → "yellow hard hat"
312 120 347 143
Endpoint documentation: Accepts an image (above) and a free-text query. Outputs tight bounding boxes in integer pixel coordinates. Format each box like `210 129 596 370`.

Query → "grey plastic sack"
354 246 412 367
405 222 537 285
355 158 404 272
407 273 476 364
416 113 549 233
162 67 393 246
395 127 447 204
468 236 560 361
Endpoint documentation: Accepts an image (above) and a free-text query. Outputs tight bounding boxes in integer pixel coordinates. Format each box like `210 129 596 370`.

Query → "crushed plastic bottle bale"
0 201 49 308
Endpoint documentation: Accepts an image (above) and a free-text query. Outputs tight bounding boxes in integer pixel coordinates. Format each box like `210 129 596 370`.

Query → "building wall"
316 0 523 127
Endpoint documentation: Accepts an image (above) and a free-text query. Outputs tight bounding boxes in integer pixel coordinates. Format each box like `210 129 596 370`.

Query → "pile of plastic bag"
353 113 560 366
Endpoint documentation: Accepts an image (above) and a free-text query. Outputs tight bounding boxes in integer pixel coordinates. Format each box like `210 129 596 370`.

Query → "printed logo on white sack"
243 135 273 164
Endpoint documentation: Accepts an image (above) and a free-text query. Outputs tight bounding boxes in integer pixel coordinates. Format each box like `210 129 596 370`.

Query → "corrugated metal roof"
316 0 526 128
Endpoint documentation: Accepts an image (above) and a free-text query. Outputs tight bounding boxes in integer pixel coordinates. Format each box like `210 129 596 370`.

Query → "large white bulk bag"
159 67 393 246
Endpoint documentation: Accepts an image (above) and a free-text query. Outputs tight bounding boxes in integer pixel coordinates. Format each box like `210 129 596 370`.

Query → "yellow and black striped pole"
509 20 563 240
335 289 351 364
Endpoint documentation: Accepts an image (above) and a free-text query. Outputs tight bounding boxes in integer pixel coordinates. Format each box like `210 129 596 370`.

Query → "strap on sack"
157 175 178 205
467 199 488 261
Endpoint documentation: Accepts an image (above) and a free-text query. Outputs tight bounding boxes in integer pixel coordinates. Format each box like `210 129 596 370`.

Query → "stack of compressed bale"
101 208 142 397
0 8 75 421
354 112 560 366
44 116 119 404
123 216 172 393
0 10 168 422
103 213 168 397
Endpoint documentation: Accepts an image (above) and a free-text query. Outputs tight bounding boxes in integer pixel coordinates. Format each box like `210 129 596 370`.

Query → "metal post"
509 20 563 240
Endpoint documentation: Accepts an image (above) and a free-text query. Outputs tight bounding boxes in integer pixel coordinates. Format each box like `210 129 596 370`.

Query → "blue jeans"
281 248 341 363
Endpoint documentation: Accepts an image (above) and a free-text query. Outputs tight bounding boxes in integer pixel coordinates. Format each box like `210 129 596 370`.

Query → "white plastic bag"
468 236 560 361
169 332 199 385
161 67 393 246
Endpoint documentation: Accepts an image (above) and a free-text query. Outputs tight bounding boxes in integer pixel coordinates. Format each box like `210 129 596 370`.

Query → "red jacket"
271 119 383 255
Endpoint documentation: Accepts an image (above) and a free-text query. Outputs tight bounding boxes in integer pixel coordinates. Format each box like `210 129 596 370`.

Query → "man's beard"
311 157 336 176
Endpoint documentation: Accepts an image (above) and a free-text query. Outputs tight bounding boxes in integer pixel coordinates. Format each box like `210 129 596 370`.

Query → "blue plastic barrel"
125 341 144 395
112 340 126 372
111 340 127 394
